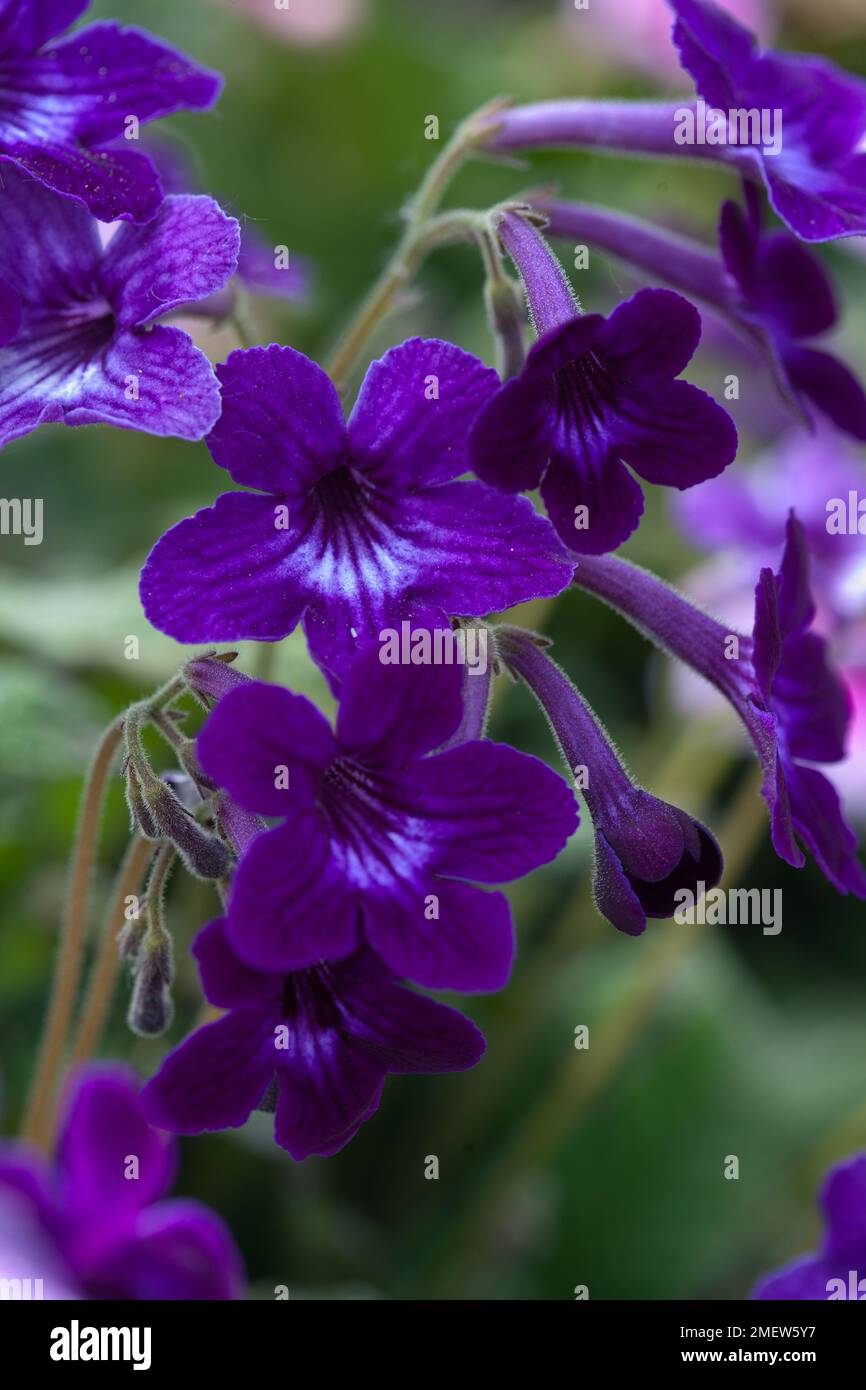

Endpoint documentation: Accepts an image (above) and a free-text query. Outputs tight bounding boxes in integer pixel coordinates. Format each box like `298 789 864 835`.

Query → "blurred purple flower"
139 339 574 680
142 918 485 1162
193 647 577 989
0 0 221 224
541 190 866 441
0 168 239 450
574 516 866 897
752 1152 866 1299
670 0 866 241
497 624 722 936
0 1065 244 1299
470 210 737 555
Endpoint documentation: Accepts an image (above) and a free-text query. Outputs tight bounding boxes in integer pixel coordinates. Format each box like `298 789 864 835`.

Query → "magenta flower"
139 338 574 679
752 1152 866 1299
142 918 486 1162
195 645 578 989
0 1 221 223
574 515 866 898
0 1065 244 1299
0 168 239 450
469 211 738 554
496 625 722 936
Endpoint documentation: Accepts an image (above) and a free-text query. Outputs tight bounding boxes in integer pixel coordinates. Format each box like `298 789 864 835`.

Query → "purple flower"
0 168 239 450
574 515 866 898
718 189 866 438
139 338 575 679
469 210 738 555
496 625 722 936
670 0 866 242
141 918 486 1161
752 1152 866 1299
0 1065 244 1299
0 1 221 223
540 191 866 441
195 645 578 989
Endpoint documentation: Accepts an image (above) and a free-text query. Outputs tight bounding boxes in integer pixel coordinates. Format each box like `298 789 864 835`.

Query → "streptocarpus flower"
484 0 866 243
0 169 239 450
752 1152 866 1299
141 918 486 1161
669 0 866 242
573 515 866 898
540 190 866 441
139 338 574 679
469 210 738 555
0 1065 243 1299
0 1 221 223
496 624 722 936
195 643 578 988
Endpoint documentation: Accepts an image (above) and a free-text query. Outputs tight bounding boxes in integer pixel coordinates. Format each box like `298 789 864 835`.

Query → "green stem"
325 99 508 392
21 715 126 1149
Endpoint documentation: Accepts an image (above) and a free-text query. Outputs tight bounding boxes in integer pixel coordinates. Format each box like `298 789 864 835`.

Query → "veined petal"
101 196 239 327
594 288 703 381
348 337 500 487
141 1009 276 1135
410 740 578 882
540 448 645 554
0 1 89 55
273 1033 385 1161
614 378 738 489
139 492 311 643
192 918 278 1011
0 140 163 225
364 876 515 992
226 819 360 972
207 344 347 494
336 642 463 765
198 681 335 813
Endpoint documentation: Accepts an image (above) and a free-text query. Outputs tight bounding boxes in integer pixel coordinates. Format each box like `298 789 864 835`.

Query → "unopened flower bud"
183 651 248 708
128 933 174 1037
140 777 231 880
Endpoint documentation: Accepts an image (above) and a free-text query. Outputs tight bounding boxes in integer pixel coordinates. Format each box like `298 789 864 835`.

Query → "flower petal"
56 1066 174 1220
336 641 463 765
592 830 648 937
751 1255 840 1300
364 876 515 992
198 681 335 814
119 1200 244 1300
595 288 703 381
0 1 88 54
141 1009 276 1135
821 1153 866 1265
332 950 486 1072
101 196 239 327
348 337 500 487
402 481 575 614
786 760 866 898
411 740 578 881
540 448 645 554
1 140 163 226
207 344 347 494
66 324 221 438
273 1039 385 1161
226 820 360 972
783 345 866 442
192 918 279 1011
614 378 738 489
139 491 310 642
469 370 552 492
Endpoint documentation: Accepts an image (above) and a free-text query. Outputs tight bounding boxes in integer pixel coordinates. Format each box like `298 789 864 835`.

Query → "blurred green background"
2 0 866 1299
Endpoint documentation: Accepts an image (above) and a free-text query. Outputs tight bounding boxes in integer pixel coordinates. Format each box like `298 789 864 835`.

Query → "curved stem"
325 99 507 391
21 715 125 1149
67 835 154 1071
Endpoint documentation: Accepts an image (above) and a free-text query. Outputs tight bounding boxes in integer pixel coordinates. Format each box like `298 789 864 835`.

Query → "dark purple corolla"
496 625 722 936
195 645 578 989
670 0 866 242
573 515 866 898
540 190 866 441
139 337 574 679
142 918 486 1161
0 168 239 450
752 1152 866 1299
0 0 221 223
469 210 737 555
0 1065 243 1299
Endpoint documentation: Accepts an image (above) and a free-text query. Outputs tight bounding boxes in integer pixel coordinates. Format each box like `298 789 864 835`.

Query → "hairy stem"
21 715 125 1149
